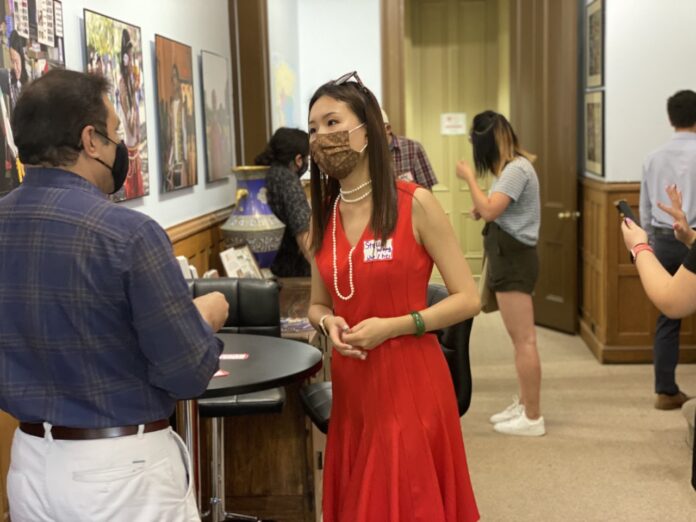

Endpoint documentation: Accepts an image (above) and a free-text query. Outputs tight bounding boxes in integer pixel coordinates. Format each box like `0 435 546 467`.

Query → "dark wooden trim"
165 207 234 244
582 176 640 193
381 0 406 134
228 1 243 164
228 0 271 165
581 318 696 363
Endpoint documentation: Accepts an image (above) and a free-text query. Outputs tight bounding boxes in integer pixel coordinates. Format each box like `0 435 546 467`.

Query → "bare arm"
455 159 511 221
343 188 480 349
622 218 696 318
400 187 480 331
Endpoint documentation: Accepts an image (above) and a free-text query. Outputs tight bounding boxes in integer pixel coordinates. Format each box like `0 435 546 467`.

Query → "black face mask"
93 130 129 194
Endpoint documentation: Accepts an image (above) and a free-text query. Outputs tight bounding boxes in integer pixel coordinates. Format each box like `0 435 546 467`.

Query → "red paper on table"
213 369 230 378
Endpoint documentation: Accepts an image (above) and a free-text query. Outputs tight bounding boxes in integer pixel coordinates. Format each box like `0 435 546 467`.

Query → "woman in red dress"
307 72 481 522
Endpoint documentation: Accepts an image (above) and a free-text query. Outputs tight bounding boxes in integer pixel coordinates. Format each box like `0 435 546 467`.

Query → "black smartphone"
615 199 639 225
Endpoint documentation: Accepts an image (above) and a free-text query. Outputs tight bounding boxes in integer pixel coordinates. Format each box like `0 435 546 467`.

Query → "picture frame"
584 90 604 177
155 34 198 193
84 9 149 202
586 0 603 88
220 244 263 279
200 51 235 183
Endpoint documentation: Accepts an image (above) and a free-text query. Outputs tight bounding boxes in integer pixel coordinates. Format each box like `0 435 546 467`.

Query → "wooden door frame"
228 0 272 165
381 0 407 134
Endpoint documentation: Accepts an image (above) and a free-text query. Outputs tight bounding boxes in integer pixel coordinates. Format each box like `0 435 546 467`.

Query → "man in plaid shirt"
382 110 438 189
1 69 229 520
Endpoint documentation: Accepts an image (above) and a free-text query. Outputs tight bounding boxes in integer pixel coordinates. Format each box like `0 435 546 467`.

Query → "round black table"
206 333 323 397
175 333 323 514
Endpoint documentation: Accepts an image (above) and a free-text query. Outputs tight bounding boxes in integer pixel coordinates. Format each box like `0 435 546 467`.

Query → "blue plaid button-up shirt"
0 168 223 428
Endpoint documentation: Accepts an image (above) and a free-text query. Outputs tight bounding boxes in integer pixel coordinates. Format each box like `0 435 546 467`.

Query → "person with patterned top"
255 127 312 277
382 109 438 189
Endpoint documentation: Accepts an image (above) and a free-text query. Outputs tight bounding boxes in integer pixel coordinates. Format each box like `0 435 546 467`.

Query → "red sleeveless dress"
315 181 479 522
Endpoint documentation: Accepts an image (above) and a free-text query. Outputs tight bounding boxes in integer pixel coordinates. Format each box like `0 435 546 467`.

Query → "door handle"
557 211 581 220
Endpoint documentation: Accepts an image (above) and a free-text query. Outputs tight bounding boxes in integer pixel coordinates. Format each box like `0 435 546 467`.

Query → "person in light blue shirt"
639 89 696 410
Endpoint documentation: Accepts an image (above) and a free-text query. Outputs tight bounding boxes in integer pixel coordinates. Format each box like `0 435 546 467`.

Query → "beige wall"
404 0 511 282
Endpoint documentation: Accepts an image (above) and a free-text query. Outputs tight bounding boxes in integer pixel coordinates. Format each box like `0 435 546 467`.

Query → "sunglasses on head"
331 70 368 93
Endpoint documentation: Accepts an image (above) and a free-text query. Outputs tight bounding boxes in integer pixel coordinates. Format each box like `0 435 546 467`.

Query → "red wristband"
630 243 654 261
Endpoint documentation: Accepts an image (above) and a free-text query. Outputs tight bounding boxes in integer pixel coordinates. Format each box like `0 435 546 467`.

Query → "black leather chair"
189 278 282 337
300 283 474 434
191 278 285 522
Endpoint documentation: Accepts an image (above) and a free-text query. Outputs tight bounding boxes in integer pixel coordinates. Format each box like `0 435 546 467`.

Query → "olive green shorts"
482 222 538 294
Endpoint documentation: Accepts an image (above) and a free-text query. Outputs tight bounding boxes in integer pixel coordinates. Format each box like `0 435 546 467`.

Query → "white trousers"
8 424 200 522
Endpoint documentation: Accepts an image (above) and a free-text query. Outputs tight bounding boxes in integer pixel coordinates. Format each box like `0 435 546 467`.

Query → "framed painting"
155 35 197 193
200 51 234 183
584 90 604 177
0 0 65 197
220 244 263 279
586 0 603 88
84 9 149 202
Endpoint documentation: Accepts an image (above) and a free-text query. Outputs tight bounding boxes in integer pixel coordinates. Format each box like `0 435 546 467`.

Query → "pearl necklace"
332 196 356 301
339 180 372 195
340 189 372 203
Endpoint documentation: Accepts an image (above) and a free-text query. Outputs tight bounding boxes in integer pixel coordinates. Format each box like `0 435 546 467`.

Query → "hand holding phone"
614 199 639 225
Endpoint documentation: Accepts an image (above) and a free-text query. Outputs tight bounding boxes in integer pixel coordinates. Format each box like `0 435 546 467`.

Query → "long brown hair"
308 81 397 252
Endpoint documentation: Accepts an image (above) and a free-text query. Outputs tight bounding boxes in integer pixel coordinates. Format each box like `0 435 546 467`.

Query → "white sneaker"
494 410 546 437
489 395 524 424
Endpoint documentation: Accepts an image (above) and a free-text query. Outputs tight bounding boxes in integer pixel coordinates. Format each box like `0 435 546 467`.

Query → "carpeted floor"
462 311 696 521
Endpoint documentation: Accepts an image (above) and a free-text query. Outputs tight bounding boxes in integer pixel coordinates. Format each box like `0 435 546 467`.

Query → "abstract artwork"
84 9 149 202
200 51 234 182
584 90 603 177
0 0 65 197
155 35 197 192
586 0 603 88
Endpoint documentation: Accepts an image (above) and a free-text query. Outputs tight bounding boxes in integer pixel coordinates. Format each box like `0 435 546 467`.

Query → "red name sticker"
220 353 249 360
213 369 230 378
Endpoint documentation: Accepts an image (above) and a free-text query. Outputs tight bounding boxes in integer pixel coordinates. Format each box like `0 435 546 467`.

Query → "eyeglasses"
331 70 368 93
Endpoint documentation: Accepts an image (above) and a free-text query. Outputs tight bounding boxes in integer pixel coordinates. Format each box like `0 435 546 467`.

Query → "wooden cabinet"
168 207 233 277
580 178 696 362
0 411 17 520
196 277 328 522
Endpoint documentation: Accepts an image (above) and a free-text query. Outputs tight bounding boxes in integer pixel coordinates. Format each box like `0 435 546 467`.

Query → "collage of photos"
0 0 65 197
0 6 234 199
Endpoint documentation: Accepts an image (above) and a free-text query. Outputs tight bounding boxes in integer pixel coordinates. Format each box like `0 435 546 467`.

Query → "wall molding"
166 207 234 245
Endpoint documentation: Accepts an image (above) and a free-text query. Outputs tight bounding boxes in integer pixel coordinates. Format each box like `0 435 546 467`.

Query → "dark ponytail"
254 127 309 167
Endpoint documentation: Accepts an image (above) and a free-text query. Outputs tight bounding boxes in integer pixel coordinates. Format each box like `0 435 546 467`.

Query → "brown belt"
19 419 170 440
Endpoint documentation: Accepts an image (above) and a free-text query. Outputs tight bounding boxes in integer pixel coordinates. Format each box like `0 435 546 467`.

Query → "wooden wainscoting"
0 411 17 521
167 207 234 276
580 178 696 362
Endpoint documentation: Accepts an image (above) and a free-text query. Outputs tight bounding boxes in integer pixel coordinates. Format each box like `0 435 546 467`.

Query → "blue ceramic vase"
220 166 286 268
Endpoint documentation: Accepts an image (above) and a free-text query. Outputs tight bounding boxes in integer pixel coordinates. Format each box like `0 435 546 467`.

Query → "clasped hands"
323 316 393 360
